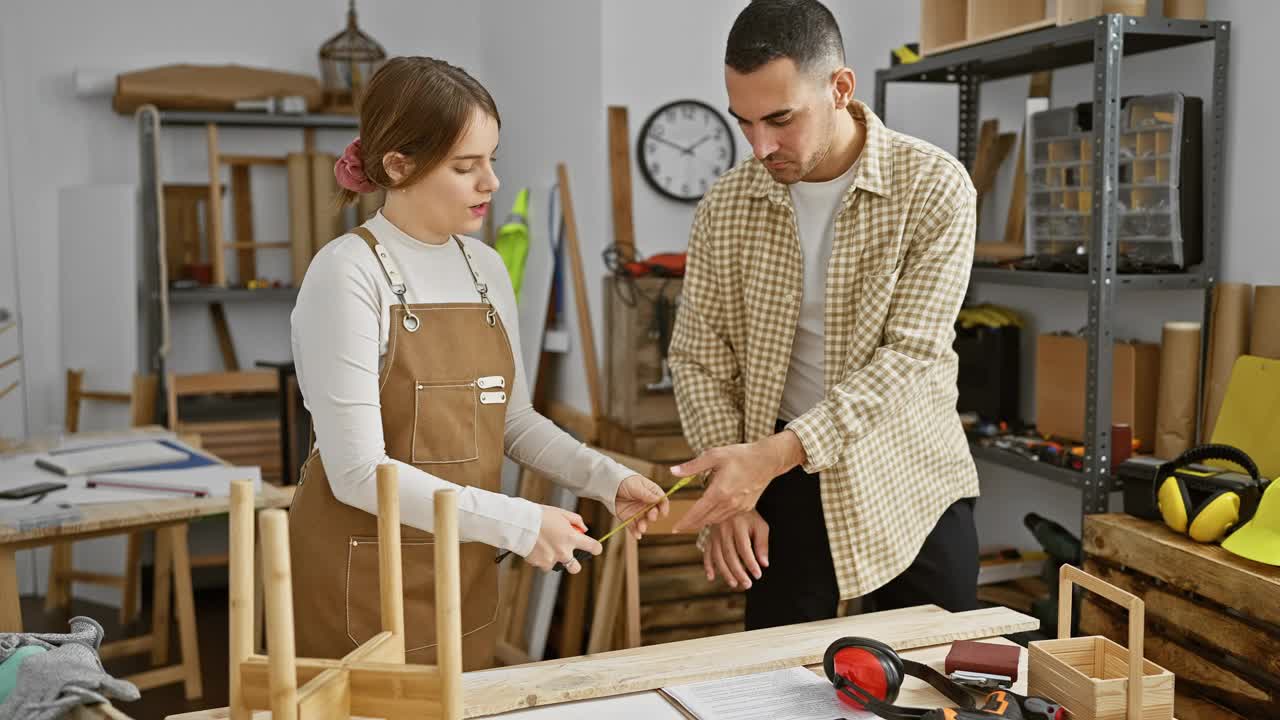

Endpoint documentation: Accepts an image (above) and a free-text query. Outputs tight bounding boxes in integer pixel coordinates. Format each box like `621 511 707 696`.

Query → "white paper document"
34 441 188 475
662 667 875 720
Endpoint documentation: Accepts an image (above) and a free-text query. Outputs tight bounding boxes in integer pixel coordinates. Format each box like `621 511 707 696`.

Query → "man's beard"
764 113 835 185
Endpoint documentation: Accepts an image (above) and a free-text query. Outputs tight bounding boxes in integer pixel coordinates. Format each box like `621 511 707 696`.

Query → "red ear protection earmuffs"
822 637 1067 720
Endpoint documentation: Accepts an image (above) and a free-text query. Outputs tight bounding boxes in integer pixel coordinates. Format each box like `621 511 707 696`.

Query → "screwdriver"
495 475 695 572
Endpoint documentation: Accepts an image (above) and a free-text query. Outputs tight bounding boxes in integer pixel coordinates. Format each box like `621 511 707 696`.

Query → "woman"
288 56 668 670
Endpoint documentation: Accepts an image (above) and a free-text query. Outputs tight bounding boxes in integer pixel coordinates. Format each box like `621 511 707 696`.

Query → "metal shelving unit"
874 14 1229 518
135 108 358 414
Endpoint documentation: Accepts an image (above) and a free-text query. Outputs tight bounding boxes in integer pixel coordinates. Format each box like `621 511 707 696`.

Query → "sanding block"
945 640 1020 687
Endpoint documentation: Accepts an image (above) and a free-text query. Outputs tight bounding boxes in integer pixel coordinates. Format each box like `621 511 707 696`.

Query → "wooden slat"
639 563 729 604
638 540 702 569
1084 513 1280 628
173 370 277 396
462 605 1037 717
99 634 156 660
556 164 604 422
641 594 744 631
623 533 641 649
287 153 313 287
207 124 227 287
296 669 350 719
1082 559 1280 681
126 663 187 691
64 570 127 587
227 242 290 250
1081 595 1272 718
607 107 636 263
221 154 288 167
242 658 443 719
231 164 255 282
77 390 130 403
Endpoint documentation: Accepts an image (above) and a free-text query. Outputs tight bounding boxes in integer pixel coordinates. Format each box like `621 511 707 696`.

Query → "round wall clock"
637 99 737 203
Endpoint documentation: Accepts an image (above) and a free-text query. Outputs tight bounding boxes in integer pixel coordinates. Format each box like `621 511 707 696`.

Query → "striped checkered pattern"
669 100 981 599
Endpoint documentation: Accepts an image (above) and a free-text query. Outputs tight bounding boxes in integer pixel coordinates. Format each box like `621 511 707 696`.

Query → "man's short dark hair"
725 0 845 76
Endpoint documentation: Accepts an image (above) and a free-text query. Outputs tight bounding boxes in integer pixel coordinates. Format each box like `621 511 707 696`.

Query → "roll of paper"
1155 321 1201 459
1202 283 1252 440
1250 285 1280 360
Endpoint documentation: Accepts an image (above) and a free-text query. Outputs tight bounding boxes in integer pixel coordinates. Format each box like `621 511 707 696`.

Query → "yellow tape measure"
595 475 695 544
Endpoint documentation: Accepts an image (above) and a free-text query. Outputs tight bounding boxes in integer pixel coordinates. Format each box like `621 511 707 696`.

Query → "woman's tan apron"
289 226 515 671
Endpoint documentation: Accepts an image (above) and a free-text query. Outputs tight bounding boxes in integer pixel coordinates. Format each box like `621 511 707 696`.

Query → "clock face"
637 99 737 203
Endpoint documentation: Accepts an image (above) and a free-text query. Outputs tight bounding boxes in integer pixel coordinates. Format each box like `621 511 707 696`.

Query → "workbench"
1081 512 1280 720
0 428 293 699
167 604 1038 719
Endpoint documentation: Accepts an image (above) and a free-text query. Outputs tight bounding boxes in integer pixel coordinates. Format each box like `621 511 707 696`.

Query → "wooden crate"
1028 565 1174 720
1082 513 1280 719
598 418 692 463
636 533 743 646
604 276 682 431
920 1 1151 56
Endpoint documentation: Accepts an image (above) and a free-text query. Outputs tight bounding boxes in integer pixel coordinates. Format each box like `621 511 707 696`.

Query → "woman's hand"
614 474 670 539
525 505 602 573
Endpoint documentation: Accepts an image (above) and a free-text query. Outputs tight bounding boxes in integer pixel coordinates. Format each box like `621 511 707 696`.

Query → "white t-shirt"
290 211 633 556
778 158 860 422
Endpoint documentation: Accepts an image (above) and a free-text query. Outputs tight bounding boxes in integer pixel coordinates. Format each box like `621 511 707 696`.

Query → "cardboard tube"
1155 321 1201 459
1202 283 1252 439
1250 286 1280 360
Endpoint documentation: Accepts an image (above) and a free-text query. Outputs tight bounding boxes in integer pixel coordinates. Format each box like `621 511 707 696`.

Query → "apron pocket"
345 536 497 653
411 380 479 464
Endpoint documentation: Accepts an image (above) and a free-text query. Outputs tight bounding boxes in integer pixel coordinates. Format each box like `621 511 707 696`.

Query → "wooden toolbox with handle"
1029 563 1175 720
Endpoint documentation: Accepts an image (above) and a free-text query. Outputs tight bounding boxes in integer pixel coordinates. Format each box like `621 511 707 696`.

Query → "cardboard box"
1035 335 1160 451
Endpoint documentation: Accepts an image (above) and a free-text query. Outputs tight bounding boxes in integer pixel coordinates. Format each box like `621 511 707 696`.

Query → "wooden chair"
51 370 158 623
56 369 205 699
166 370 283 484
228 466 463 719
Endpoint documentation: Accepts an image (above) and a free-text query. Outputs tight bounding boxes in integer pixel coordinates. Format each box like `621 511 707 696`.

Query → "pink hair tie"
335 137 378 193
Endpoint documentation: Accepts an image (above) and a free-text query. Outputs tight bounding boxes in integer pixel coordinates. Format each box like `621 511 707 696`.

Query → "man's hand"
613 475 669 539
702 511 770 590
670 430 805 533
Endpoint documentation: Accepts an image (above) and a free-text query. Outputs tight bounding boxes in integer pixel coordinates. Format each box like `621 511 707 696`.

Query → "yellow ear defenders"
1155 444 1265 543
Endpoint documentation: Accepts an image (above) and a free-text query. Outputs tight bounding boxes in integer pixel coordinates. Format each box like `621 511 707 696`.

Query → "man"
667 0 981 630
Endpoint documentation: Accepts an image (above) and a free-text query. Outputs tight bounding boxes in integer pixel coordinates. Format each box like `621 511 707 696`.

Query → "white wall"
3 0 1277 594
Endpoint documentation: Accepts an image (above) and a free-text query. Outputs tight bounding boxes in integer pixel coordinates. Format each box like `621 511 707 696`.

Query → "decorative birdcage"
318 0 386 113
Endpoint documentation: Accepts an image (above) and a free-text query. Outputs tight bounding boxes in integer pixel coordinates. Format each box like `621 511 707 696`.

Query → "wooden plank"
641 594 744 631
920 0 968 55
172 371 279 396
1084 513 1280 628
607 107 636 263
207 124 227 287
639 563 730 603
170 523 204 699
644 622 742 647
296 669 350 720
599 418 690 462
638 540 702 569
221 154 288 167
1175 691 1247 720
556 163 604 422
209 303 240 371
1082 559 1280 681
127 664 188 692
624 533 641 649
287 153 313 287
231 164 256 282
100 633 156 660
462 605 1037 717
1080 595 1276 718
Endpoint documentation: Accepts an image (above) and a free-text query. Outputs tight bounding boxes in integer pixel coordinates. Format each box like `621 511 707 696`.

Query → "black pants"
744 437 979 630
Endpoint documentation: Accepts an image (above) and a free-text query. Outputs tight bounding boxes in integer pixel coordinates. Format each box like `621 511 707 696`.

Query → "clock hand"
650 135 693 155
686 134 713 152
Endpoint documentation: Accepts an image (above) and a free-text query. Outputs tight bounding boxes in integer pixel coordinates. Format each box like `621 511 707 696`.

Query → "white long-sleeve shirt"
291 211 633 556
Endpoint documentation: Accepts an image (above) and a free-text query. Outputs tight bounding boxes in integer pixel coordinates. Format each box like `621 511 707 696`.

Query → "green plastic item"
0 645 47 703
495 188 530 301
